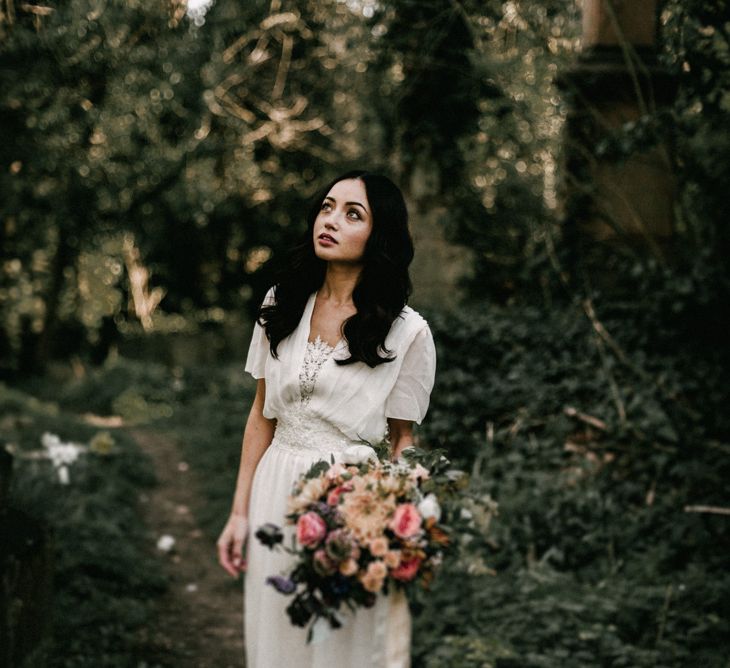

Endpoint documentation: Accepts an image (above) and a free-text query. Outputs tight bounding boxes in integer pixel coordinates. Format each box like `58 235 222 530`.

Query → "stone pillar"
558 0 677 265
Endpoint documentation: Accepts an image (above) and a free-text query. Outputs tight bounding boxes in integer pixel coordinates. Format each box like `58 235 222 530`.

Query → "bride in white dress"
217 171 437 667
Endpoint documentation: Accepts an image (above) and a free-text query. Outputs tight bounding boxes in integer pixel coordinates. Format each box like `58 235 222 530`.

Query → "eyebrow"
324 196 369 214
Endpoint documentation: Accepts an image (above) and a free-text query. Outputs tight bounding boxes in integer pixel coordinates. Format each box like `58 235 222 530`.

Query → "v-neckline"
304 290 346 351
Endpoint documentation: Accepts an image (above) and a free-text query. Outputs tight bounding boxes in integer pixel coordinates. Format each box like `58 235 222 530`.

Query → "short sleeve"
244 287 276 379
384 323 437 424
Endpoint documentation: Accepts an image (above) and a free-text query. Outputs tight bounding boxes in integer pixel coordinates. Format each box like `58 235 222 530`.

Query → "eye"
321 201 332 212
347 208 362 220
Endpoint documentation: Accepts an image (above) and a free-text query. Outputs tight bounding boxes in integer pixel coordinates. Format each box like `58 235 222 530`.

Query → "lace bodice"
246 288 436 445
269 335 360 458
299 335 335 402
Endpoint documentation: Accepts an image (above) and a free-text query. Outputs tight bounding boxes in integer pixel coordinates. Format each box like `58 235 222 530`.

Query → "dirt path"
130 428 245 667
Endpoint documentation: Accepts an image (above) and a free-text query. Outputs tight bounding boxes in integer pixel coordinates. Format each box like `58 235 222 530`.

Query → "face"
312 178 372 265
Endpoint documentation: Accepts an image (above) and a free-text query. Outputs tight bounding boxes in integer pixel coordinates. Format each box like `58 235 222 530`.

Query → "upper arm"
249 378 276 429
384 324 437 425
244 286 276 380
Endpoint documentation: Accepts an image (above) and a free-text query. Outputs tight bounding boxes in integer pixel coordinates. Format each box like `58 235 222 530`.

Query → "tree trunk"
30 232 75 373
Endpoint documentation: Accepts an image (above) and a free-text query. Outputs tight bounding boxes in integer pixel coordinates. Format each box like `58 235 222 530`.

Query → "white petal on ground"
157 534 176 552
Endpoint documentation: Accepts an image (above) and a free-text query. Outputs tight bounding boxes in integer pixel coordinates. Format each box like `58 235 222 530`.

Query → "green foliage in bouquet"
255 445 494 644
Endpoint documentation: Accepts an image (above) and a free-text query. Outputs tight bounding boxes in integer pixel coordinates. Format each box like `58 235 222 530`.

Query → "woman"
217 170 437 667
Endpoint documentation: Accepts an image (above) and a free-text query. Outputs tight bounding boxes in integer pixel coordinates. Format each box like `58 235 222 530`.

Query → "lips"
319 233 338 243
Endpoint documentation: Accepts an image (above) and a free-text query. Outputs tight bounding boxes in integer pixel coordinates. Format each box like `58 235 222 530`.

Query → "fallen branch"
563 405 608 431
684 505 730 516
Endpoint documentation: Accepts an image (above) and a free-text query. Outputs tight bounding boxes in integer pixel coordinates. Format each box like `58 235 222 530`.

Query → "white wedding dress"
243 287 437 668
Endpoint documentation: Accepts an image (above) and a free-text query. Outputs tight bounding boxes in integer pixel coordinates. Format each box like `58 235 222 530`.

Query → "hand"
217 513 249 578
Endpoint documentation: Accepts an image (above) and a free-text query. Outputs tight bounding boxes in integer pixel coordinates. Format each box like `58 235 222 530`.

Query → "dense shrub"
1 384 168 667
411 261 729 667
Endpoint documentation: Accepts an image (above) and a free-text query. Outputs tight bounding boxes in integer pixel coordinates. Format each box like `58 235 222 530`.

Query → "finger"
231 538 244 567
217 540 238 578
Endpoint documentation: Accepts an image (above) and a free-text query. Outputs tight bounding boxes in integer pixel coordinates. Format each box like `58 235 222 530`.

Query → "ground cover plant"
6 248 729 667
411 260 730 667
1 382 168 667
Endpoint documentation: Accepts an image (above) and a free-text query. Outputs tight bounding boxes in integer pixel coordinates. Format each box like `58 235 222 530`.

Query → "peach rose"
384 549 402 569
296 511 327 548
366 560 387 579
391 556 421 582
369 536 389 557
288 476 329 513
389 503 422 539
378 476 402 494
339 558 359 576
360 569 385 593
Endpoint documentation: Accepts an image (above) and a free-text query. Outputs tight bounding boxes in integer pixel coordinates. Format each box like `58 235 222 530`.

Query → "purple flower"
266 575 297 594
315 501 334 517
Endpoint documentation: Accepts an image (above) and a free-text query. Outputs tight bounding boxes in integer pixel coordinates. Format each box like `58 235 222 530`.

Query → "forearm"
230 384 276 517
391 437 415 460
387 417 416 460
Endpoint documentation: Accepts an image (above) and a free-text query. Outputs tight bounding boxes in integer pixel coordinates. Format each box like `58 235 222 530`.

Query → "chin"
314 248 336 260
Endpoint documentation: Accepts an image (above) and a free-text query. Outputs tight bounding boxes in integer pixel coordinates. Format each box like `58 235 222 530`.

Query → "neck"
319 262 362 305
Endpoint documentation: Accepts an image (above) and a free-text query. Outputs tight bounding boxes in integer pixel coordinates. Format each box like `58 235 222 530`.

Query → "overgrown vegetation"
3 0 729 665
410 263 730 667
1 384 168 666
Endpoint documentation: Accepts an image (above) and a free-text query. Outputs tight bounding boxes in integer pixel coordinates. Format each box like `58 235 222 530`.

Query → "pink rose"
389 503 422 539
327 484 350 507
296 511 327 548
391 556 421 582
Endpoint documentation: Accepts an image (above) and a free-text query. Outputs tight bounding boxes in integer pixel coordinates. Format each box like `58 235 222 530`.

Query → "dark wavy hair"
256 170 414 368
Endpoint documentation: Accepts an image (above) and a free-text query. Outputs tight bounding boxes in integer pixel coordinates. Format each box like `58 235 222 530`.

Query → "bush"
1 383 168 667
411 262 730 667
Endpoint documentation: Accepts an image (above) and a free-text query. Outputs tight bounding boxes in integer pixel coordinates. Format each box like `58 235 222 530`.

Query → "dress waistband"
270 402 361 458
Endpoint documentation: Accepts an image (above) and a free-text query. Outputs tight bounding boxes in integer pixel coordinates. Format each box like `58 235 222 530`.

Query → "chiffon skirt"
244 404 412 668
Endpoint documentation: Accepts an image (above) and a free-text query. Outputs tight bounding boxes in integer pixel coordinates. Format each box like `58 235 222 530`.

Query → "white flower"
341 445 378 465
41 432 85 483
445 469 466 482
460 508 473 521
408 463 431 481
417 493 442 522
157 534 176 552
57 466 70 485
41 432 61 449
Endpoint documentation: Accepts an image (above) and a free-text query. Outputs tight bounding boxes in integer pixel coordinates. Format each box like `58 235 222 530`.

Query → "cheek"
353 225 372 248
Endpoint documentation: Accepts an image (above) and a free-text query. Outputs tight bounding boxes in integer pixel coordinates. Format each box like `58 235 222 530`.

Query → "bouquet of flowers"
255 443 467 642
